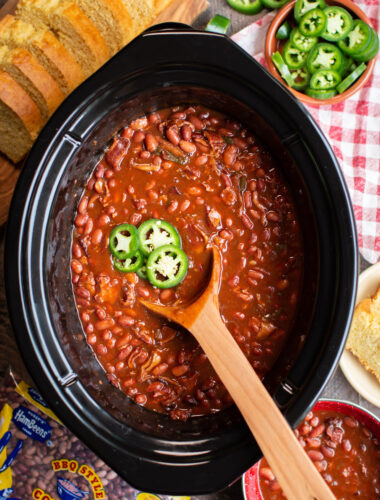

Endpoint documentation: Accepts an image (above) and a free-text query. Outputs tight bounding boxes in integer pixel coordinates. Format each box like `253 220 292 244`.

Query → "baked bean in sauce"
71 105 303 420
259 409 380 499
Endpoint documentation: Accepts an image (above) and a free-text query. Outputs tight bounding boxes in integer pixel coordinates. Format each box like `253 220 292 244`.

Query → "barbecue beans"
72 105 303 419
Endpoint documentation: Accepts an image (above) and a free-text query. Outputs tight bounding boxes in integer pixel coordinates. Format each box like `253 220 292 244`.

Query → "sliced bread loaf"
346 286 380 384
74 0 134 54
0 44 64 120
0 15 84 95
0 70 44 162
120 0 155 36
16 0 109 76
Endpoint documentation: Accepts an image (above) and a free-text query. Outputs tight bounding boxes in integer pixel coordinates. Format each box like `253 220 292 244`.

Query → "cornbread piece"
154 0 175 15
347 286 380 383
0 15 84 94
120 0 155 36
0 70 43 162
74 0 134 54
0 45 64 120
16 0 109 76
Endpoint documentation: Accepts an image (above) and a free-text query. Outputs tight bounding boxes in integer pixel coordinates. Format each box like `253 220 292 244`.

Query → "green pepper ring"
299 8 327 37
138 219 181 256
305 87 337 99
226 0 263 15
146 244 188 289
109 224 139 260
320 6 353 42
113 250 144 273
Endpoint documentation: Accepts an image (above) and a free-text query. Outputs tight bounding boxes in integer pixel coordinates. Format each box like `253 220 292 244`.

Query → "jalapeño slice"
205 14 231 34
261 0 289 9
226 0 263 15
271 51 295 86
276 21 291 40
294 0 326 23
305 87 337 99
146 245 188 289
310 68 342 89
290 67 311 90
283 41 308 69
113 250 144 273
352 27 379 62
307 42 344 73
137 262 148 280
290 28 318 52
299 8 326 37
138 219 181 256
321 6 353 42
336 62 367 93
109 224 139 260
338 20 373 57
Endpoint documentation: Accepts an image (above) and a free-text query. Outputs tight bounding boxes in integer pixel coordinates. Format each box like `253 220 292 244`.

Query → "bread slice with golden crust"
346 286 380 384
0 44 64 120
154 0 175 15
120 0 155 36
74 0 134 54
0 15 84 95
0 70 44 162
16 0 109 76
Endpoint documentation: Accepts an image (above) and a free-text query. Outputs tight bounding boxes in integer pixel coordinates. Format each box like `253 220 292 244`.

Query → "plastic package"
0 370 192 500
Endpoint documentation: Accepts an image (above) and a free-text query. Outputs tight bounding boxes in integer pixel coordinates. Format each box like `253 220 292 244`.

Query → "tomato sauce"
71 105 304 420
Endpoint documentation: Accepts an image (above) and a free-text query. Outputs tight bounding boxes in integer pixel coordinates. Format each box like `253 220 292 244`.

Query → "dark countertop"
0 2 379 499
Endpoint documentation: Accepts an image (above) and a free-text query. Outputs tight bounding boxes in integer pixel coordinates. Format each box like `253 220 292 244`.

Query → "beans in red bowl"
243 400 380 499
71 104 304 421
5 25 358 494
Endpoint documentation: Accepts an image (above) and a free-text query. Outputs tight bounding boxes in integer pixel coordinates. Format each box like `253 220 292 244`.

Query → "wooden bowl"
265 0 378 105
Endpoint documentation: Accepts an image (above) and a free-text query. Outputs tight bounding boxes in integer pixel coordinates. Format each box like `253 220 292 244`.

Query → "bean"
146 382 164 393
97 214 110 226
244 190 252 208
148 190 158 201
122 377 135 388
75 213 88 227
239 257 247 270
92 228 103 245
160 289 173 302
95 319 115 330
117 316 135 327
300 424 312 436
75 287 90 299
116 333 132 349
78 197 88 214
166 127 180 145
71 259 83 274
96 307 106 320
95 344 107 356
234 137 247 148
194 154 208 166
131 116 148 130
148 112 160 123
135 394 147 405
223 145 238 166
94 179 104 194
233 311 245 320
167 200 178 213
95 163 105 178
342 439 352 452
85 323 94 334
305 412 313 421
181 124 192 141
276 279 289 291
241 213 253 229
321 445 335 458
344 416 359 428
248 269 264 280
310 424 325 438
310 416 319 427
307 450 324 462
267 211 280 222
153 363 169 375
189 115 204 130
115 361 125 372
314 460 327 472
227 275 239 287
306 438 321 448
218 127 234 137
187 185 202 196
87 333 97 345
180 199 190 212
140 150 150 160
101 330 112 341
145 133 158 152
117 346 133 360
132 131 145 143
179 140 196 154
137 286 150 298
249 180 257 190
83 217 94 235
172 364 189 376
256 167 265 178
259 467 275 482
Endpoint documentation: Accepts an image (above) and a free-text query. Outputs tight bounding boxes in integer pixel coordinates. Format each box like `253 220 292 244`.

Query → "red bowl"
242 399 380 500
265 0 378 105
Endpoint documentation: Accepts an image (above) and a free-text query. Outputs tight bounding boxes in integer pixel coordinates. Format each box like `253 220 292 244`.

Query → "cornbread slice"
0 70 43 162
0 44 64 120
346 286 380 384
16 0 109 76
74 0 134 54
154 0 175 15
120 0 155 36
0 15 84 94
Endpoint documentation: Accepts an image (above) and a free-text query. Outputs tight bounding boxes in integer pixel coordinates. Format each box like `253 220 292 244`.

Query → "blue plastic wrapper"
0 370 193 500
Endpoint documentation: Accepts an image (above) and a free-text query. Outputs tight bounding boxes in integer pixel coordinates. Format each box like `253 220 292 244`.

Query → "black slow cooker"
5 24 358 495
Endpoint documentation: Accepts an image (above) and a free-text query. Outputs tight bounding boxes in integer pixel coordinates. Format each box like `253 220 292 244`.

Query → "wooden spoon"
141 247 336 500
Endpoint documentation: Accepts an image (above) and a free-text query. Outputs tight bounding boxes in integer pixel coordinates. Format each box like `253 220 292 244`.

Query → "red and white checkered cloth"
232 0 380 263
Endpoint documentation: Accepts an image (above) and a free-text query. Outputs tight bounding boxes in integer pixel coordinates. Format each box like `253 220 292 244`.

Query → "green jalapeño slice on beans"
109 224 139 260
321 6 353 42
226 0 263 15
113 251 144 273
307 42 344 73
299 8 326 37
146 245 188 289
138 219 181 256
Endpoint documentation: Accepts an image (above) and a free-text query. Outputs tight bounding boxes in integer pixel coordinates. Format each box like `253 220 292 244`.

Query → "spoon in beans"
141 246 336 500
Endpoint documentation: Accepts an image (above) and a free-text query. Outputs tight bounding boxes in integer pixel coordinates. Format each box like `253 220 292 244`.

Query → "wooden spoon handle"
192 305 336 500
